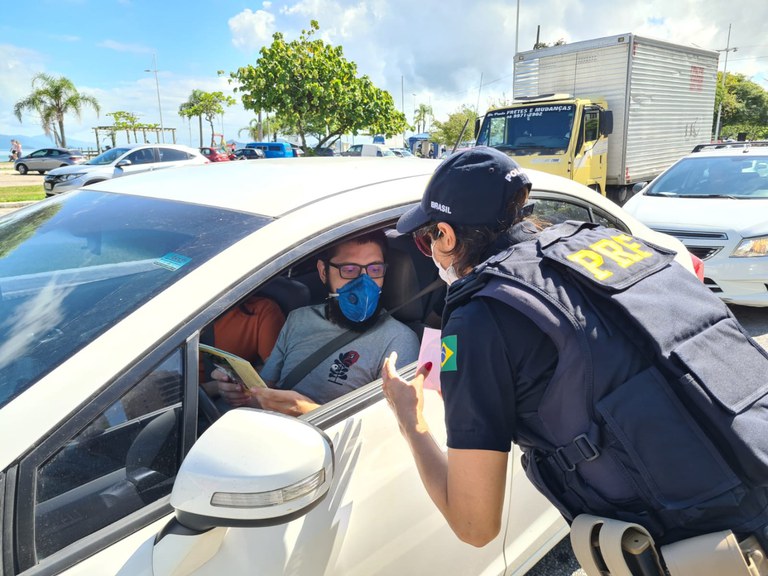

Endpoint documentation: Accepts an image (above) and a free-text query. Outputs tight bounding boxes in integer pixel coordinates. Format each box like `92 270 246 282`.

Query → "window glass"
532 198 590 227
30 150 47 158
584 110 599 142
159 147 191 162
126 148 155 164
33 349 184 559
0 190 270 407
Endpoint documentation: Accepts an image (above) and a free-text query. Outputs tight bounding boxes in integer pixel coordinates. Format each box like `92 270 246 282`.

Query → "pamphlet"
199 344 268 390
418 327 443 392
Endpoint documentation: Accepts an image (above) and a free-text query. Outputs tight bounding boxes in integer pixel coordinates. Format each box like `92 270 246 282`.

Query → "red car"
199 147 230 162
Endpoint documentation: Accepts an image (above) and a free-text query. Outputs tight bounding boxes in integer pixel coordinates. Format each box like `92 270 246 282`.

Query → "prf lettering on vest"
566 234 654 280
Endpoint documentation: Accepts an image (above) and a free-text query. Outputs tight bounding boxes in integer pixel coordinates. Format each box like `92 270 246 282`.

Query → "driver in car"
215 230 420 416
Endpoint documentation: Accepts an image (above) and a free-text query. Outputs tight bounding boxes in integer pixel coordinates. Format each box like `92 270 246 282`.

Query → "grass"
0 161 45 202
0 186 45 202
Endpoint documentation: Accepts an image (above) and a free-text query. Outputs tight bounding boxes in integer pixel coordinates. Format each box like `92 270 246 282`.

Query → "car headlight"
732 236 768 258
60 173 86 181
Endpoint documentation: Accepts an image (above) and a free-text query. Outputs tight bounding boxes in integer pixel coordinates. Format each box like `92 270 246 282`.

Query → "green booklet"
199 344 268 390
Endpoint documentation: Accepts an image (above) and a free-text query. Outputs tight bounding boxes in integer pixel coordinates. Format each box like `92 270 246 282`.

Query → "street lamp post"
145 53 165 143
714 24 737 142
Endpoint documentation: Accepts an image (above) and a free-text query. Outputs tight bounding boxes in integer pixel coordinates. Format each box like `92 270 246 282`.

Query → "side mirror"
116 159 132 167
600 111 614 136
171 409 334 530
474 117 481 139
632 181 648 194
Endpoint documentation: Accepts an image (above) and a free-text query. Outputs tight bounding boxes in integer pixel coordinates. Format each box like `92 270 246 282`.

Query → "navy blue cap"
397 146 532 234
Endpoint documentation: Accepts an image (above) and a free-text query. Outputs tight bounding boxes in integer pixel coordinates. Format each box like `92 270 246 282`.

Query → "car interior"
24 225 443 563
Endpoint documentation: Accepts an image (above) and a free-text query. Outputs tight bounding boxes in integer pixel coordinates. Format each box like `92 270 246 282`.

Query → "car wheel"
17 164 28 175
238 156 246 160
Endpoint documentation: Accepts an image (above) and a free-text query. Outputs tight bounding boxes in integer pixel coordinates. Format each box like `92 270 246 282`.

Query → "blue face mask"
330 274 382 322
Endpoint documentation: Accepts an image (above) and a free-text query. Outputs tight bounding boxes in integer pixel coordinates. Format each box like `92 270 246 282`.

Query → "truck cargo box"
513 33 719 186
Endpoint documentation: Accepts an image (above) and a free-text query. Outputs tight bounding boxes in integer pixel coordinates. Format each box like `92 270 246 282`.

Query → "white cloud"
229 9 277 53
97 40 153 54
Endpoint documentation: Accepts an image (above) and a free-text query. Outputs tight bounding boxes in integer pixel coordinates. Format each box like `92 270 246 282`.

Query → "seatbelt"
279 278 444 390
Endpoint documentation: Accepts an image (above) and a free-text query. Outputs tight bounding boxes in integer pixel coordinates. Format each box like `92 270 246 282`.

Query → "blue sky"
1 0 767 149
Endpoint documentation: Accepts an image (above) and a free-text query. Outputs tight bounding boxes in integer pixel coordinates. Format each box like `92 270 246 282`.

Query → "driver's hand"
214 368 256 408
251 388 319 416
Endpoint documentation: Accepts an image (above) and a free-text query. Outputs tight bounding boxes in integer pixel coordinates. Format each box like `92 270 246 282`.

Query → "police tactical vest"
451 221 768 544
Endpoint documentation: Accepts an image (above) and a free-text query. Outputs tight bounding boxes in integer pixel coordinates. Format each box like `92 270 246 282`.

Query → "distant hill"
1 133 94 155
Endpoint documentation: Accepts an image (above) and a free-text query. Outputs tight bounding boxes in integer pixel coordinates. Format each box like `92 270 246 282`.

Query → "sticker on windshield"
154 252 192 271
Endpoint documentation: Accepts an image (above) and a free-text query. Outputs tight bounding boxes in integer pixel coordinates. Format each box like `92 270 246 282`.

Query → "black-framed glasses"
326 261 387 279
413 224 441 257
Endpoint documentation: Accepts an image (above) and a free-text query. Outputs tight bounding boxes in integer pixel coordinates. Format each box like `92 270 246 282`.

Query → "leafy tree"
13 73 101 147
178 90 236 147
431 105 478 147
226 20 407 151
716 72 768 140
413 103 433 134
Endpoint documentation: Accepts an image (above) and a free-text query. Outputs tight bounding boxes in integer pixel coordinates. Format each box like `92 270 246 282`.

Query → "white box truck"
474 33 719 203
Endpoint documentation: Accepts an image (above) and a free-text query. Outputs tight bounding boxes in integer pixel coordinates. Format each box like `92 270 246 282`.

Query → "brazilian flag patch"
441 335 457 372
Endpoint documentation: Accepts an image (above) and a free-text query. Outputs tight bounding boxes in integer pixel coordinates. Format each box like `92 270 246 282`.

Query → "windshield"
0 191 270 407
85 147 132 165
476 104 575 154
645 156 768 198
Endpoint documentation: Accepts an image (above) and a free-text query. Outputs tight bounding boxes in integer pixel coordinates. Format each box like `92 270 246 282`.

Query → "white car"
0 158 693 576
42 143 208 196
623 144 768 307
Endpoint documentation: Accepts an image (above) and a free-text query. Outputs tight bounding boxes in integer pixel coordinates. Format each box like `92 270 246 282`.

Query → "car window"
30 150 47 158
159 147 192 162
14 348 185 567
86 147 132 165
530 196 629 232
126 148 155 165
532 198 591 226
0 191 270 407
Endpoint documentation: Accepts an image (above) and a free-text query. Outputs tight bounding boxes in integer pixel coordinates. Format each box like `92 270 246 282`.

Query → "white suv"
43 143 208 196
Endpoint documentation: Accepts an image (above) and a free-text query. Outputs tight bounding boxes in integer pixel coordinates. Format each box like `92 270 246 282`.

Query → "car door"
25 148 50 171
118 148 158 177
157 147 197 168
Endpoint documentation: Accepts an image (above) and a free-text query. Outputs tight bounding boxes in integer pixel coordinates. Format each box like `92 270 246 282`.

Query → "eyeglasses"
326 261 387 279
413 224 441 257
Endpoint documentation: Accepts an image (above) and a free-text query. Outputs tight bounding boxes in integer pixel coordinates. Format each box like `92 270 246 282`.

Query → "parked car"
623 144 768 307
390 147 415 158
290 144 305 157
245 141 296 158
42 143 208 196
313 146 338 157
199 147 231 162
13 147 85 175
231 147 265 160
342 143 396 157
0 159 694 575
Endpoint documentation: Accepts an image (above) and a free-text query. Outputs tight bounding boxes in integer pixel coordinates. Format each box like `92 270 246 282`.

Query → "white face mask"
432 251 460 285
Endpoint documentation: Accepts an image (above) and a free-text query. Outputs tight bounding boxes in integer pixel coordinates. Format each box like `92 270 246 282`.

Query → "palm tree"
13 73 101 148
413 103 433 134
179 90 205 147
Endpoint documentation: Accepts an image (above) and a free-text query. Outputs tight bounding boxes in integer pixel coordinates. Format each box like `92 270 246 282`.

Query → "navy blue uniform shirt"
441 296 558 453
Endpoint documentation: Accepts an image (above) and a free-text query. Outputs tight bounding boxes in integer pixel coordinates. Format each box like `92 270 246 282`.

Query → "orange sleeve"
213 296 286 365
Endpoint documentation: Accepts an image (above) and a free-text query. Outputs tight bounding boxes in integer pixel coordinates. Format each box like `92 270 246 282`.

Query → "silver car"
14 147 85 175
42 143 208 196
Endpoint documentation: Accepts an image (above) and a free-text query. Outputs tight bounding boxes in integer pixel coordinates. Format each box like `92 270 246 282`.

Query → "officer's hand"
382 351 432 434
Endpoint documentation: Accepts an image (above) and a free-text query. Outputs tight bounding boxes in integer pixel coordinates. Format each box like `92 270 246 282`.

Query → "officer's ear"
435 222 457 251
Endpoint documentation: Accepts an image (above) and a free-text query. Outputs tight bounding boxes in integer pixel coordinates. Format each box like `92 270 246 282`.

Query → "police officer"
382 147 768 574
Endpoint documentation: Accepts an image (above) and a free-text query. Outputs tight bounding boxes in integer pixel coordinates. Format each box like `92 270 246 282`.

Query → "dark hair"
319 229 388 262
447 190 533 273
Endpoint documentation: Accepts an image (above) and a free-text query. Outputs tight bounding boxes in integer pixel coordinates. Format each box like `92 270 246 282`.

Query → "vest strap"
552 433 601 472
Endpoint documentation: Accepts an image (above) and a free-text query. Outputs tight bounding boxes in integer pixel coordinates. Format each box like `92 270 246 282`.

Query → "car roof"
83 156 645 220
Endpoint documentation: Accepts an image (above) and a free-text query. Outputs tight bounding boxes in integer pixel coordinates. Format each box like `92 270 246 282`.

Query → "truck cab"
475 94 613 195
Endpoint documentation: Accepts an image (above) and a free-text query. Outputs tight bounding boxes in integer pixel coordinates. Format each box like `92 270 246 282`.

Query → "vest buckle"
554 434 600 472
